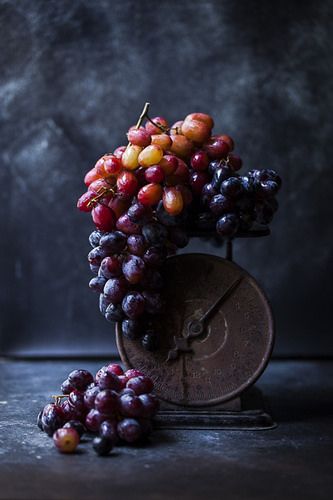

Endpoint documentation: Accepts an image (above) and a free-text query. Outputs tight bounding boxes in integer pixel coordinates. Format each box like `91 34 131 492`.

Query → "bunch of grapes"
37 364 159 456
77 104 281 349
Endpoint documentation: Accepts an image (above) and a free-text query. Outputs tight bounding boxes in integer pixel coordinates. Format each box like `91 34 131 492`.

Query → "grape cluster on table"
77 109 282 350
37 364 159 456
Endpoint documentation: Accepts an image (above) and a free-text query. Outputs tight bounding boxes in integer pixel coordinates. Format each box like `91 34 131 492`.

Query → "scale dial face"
116 253 274 406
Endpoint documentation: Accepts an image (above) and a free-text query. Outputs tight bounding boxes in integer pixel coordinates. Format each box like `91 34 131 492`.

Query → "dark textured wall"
1 0 332 357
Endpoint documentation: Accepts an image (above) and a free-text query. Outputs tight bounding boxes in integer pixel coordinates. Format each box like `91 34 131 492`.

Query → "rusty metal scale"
116 229 276 430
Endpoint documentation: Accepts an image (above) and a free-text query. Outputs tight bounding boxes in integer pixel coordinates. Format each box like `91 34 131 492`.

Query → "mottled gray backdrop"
0 0 332 357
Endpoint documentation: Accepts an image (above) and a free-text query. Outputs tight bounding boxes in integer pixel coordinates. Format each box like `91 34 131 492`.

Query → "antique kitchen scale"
116 228 276 430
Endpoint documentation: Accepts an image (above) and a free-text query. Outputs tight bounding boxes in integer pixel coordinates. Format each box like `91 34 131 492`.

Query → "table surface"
0 359 332 500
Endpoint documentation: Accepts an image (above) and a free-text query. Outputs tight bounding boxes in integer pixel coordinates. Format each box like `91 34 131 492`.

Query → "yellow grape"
138 145 164 167
122 145 143 170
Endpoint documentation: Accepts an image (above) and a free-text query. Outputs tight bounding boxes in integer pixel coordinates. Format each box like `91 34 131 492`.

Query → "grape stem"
135 101 150 129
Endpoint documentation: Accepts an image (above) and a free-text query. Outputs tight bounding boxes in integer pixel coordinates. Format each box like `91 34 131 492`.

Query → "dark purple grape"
99 294 110 315
250 168 282 188
122 292 145 319
141 269 163 290
63 420 86 438
142 291 163 315
240 175 254 194
89 230 103 248
122 255 146 284
220 177 243 198
94 390 119 416
103 277 128 304
68 369 94 391
127 376 154 395
209 194 235 216
122 319 143 340
167 227 189 248
100 256 122 278
211 166 232 190
97 371 121 391
141 331 158 351
41 404 64 436
99 231 127 253
257 180 279 198
119 388 136 397
37 410 43 431
92 436 113 456
89 276 107 292
68 391 85 412
105 303 124 322
87 246 109 266
201 182 218 206
61 379 74 395
100 419 119 445
116 214 142 235
127 235 146 256
62 399 84 422
85 409 107 432
138 394 160 417
119 394 144 418
143 246 167 267
127 203 152 224
84 385 100 410
208 160 222 176
142 222 168 245
216 213 239 237
117 418 143 443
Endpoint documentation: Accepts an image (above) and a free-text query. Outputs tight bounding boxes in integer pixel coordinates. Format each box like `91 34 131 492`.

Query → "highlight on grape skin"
77 103 282 352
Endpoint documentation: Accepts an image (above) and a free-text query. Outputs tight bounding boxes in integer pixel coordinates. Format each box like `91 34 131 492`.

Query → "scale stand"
117 228 276 431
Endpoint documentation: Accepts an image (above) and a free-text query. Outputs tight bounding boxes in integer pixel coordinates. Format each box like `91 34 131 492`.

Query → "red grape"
92 205 116 232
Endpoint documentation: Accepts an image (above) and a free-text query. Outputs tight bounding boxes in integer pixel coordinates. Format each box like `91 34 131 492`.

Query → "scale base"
154 387 276 430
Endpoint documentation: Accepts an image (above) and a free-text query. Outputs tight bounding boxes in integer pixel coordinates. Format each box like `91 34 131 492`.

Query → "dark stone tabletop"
0 359 332 500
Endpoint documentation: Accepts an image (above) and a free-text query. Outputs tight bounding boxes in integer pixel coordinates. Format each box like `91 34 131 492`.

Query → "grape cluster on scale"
38 364 159 455
77 103 281 350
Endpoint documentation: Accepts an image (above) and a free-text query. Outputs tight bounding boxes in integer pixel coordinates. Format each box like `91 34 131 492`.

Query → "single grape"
118 375 129 389
89 276 107 293
127 234 146 256
108 195 131 219
138 394 160 418
211 166 233 190
117 171 139 198
145 116 168 135
84 385 100 410
106 363 124 376
122 255 146 284
103 277 128 304
125 369 144 379
89 230 103 248
209 194 235 216
63 420 86 438
87 246 109 266
99 294 110 315
97 371 121 391
84 167 100 186
190 171 210 196
116 214 142 235
216 134 234 151
61 379 74 395
117 418 143 443
228 153 242 171
150 133 172 150
159 154 178 175
92 436 113 456
201 183 218 206
122 292 145 319
182 118 211 143
68 370 94 391
127 127 151 147
77 191 97 212
138 183 163 207
103 155 122 176
100 420 119 444
142 222 168 245
144 165 165 184
68 391 86 412
61 399 84 423
100 256 122 279
185 112 214 129
163 187 184 215
257 180 279 198
113 145 126 159
208 160 222 176
191 151 210 171
216 213 239 237
105 303 124 322
85 409 107 433
94 390 119 416
138 145 163 167
204 138 230 159
122 319 143 340
118 394 144 418
121 144 143 170
99 231 127 253
53 428 80 453
220 177 243 198
170 134 193 158
92 205 116 232
126 376 154 395
89 263 99 275
41 404 64 436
